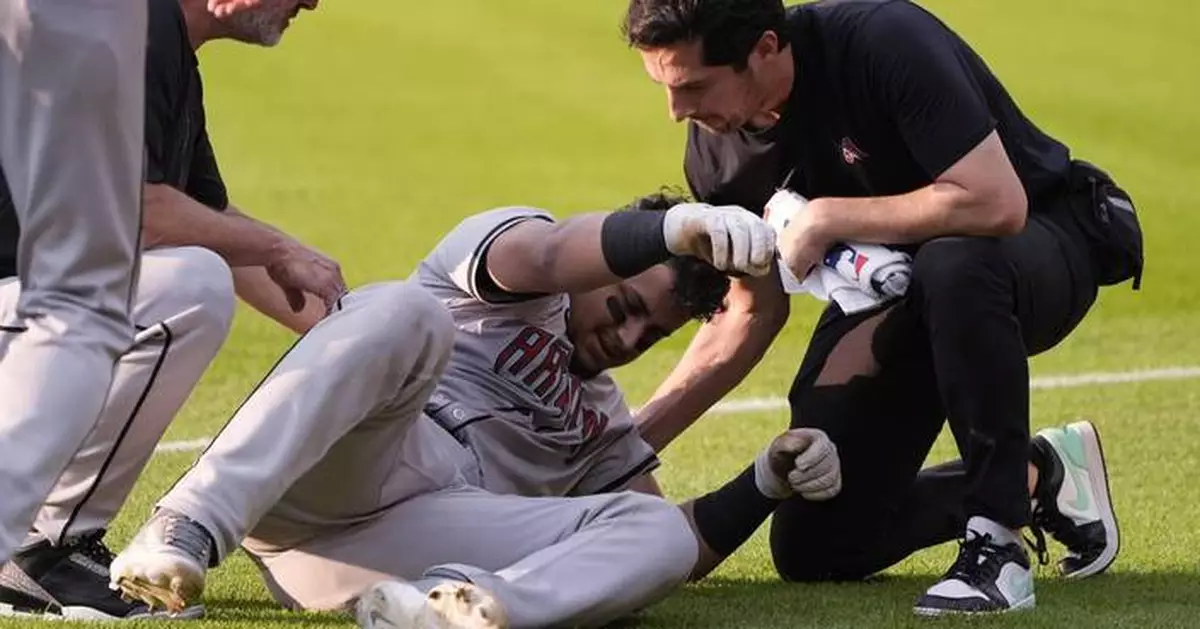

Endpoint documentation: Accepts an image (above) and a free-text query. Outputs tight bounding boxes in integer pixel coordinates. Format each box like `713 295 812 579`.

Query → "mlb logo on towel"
825 244 870 280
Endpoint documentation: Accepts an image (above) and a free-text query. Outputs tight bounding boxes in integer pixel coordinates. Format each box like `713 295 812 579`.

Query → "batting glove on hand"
754 428 842 501
662 203 776 276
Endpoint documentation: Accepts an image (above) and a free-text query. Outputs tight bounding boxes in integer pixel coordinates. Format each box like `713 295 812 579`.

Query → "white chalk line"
154 365 1200 455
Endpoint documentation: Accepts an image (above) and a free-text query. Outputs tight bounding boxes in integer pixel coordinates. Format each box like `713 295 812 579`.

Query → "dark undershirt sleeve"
184 129 229 211
142 53 177 186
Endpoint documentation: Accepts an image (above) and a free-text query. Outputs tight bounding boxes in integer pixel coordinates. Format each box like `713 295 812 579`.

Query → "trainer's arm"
229 267 326 334
635 272 789 451
142 183 288 266
806 131 1027 245
142 185 326 333
777 132 1026 279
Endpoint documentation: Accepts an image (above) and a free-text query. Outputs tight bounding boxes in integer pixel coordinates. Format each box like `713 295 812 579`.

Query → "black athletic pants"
770 176 1101 582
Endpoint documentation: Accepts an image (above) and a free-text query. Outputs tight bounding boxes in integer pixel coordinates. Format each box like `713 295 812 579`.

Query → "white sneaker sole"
1063 420 1120 578
0 601 205 621
913 593 1035 616
109 547 206 616
356 580 508 629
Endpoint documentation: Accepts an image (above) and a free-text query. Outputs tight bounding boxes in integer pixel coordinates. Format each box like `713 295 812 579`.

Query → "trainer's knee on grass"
769 506 877 582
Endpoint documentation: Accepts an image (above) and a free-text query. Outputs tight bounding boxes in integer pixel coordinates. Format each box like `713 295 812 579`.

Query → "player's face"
566 265 690 378
219 0 319 47
638 38 774 134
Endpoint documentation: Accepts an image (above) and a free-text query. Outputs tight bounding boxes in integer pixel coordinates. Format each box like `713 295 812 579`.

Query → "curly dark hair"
622 0 789 71
620 188 730 322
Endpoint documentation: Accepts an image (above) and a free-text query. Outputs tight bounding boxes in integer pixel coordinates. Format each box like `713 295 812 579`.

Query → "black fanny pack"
1066 160 1144 290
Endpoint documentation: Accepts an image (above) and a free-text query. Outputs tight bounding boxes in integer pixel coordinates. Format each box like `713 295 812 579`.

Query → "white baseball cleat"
357 580 508 629
109 509 213 616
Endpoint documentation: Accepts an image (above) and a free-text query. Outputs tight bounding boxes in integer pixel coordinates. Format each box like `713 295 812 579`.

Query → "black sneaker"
1030 420 1120 578
0 530 204 621
913 527 1035 616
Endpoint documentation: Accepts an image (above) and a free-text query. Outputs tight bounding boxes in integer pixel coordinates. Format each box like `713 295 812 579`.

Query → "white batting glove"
753 428 842 501
662 203 776 276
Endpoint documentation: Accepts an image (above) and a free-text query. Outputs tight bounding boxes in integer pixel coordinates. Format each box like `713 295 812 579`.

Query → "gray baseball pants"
158 281 698 628
0 0 148 561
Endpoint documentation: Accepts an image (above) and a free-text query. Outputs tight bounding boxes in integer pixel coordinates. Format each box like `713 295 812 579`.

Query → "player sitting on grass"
108 192 843 629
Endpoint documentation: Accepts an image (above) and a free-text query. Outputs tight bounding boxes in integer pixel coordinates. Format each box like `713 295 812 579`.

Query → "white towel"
765 189 912 314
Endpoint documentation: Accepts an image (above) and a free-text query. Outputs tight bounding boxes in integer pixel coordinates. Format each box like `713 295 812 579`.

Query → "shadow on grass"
196 598 349 626
183 571 1199 628
616 571 1200 629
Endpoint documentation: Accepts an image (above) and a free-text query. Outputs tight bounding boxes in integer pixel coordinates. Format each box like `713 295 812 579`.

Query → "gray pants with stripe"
158 282 698 629
0 247 234 547
0 0 149 562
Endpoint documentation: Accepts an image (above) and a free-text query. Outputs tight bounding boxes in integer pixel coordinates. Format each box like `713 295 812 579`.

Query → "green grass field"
10 0 1200 626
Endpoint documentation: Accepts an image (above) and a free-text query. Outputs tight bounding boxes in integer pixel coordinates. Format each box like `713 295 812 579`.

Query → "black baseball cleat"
1029 420 1120 578
0 530 204 621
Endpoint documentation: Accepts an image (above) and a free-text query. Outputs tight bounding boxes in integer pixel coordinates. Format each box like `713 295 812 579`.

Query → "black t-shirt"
0 0 227 279
684 0 1071 220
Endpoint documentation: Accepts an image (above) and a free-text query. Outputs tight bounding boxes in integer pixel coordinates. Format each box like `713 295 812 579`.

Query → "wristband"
600 211 670 278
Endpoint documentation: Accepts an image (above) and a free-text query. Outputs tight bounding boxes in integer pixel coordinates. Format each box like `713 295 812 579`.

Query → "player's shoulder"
419 206 563 305
455 206 557 231
442 206 557 249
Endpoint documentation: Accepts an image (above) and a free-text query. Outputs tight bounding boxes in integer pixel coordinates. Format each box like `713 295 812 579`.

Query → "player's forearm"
637 275 789 451
808 180 1026 245
141 183 286 266
535 213 630 292
489 213 629 295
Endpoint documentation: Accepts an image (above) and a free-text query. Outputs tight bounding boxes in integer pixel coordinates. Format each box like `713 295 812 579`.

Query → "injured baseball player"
109 191 842 629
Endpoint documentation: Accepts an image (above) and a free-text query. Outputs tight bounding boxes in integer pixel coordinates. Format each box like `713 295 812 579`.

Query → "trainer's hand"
265 239 347 314
754 428 842 501
774 198 834 281
207 0 260 17
662 203 775 276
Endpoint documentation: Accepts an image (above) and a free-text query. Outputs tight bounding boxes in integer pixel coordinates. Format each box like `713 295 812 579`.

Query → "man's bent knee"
174 247 235 334
602 492 698 588
342 281 453 342
769 503 882 583
911 237 1008 293
909 237 1016 319
326 282 455 383
770 535 878 582
139 247 236 335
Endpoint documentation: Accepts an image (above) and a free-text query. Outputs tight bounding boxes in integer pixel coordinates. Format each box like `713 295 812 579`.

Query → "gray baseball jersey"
414 207 659 498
